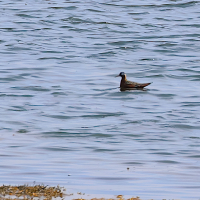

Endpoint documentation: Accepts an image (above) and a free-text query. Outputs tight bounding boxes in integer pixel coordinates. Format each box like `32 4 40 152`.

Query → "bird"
116 72 151 90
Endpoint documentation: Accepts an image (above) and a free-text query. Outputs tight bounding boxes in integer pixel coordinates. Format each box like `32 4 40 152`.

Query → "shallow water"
0 0 200 199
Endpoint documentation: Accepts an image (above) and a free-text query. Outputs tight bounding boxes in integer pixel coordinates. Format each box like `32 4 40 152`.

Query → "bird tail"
138 82 152 88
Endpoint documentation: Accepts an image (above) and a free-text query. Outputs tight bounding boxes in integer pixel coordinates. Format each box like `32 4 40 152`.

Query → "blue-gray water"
0 0 200 199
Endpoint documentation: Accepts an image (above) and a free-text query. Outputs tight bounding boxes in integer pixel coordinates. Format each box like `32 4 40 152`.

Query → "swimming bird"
116 72 151 89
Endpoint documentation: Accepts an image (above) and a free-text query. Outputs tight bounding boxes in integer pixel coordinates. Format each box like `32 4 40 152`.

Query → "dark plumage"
116 72 151 89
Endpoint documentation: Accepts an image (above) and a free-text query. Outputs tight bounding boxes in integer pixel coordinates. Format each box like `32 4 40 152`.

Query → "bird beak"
115 75 119 77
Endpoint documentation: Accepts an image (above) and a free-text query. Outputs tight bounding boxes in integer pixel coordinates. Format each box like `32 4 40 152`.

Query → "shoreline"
0 185 141 200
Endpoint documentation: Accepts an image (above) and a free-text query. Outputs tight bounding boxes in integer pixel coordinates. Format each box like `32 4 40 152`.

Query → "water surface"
0 0 200 199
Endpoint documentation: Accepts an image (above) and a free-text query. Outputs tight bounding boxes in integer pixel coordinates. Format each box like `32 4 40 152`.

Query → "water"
0 0 200 199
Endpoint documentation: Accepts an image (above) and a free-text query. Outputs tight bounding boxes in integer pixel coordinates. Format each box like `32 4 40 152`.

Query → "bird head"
116 72 125 77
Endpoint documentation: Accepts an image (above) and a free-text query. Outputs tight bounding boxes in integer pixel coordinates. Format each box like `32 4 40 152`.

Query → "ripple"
11 86 50 92
43 115 74 119
81 112 125 118
49 6 77 10
155 160 180 164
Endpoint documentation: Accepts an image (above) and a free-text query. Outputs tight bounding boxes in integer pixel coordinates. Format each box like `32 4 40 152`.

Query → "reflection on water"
120 87 148 92
0 0 200 199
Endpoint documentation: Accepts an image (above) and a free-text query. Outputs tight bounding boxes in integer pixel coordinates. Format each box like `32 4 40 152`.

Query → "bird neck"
120 75 127 87
121 75 127 81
